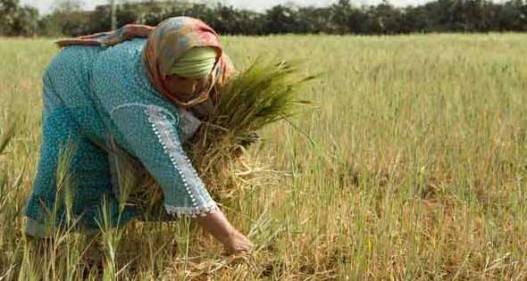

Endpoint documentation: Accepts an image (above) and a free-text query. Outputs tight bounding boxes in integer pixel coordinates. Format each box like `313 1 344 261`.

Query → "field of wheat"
1 34 527 280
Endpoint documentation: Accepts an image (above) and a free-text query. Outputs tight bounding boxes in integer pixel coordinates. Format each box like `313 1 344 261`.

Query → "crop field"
0 34 527 280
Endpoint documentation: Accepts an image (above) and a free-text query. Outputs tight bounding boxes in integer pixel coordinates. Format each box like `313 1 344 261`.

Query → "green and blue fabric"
24 39 218 238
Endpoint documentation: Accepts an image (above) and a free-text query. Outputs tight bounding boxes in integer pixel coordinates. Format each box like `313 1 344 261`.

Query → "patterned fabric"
56 24 154 47
56 17 235 108
24 39 219 238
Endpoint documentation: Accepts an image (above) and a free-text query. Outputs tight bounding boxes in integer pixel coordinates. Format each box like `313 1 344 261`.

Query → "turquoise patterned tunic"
24 38 217 237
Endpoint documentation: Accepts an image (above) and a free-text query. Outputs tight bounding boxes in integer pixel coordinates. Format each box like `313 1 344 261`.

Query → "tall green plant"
188 58 314 195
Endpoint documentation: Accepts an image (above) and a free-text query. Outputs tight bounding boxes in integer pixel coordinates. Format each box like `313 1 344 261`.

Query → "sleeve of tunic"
109 103 217 218
90 39 217 218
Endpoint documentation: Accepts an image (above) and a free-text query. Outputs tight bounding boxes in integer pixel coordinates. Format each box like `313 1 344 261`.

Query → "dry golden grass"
1 34 527 280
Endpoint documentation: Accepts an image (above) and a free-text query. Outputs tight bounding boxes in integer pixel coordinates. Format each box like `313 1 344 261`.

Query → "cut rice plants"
119 58 314 214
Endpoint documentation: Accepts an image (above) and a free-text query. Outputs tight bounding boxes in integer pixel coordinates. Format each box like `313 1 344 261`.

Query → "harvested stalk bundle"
115 58 314 215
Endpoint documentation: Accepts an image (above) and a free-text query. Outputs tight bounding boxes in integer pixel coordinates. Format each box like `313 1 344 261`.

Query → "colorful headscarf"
56 17 235 108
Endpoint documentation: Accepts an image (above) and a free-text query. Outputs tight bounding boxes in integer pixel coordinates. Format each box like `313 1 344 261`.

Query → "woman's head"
162 46 217 102
143 17 231 108
55 16 234 107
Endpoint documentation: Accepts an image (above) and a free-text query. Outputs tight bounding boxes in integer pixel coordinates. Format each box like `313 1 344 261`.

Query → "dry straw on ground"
2 35 527 280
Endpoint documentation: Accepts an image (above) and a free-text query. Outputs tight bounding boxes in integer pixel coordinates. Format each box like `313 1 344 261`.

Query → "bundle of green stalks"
113 58 314 215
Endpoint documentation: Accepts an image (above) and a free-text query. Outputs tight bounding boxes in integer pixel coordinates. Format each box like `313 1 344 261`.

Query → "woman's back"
43 39 178 143
26 41 146 233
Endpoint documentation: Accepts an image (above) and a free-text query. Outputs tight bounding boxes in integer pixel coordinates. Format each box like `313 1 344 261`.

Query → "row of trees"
2 0 527 37
0 0 38 36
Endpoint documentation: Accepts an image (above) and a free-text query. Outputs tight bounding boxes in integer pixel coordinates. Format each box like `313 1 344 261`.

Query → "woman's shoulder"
90 39 182 117
92 38 146 75
91 39 152 98
44 44 103 80
105 38 146 58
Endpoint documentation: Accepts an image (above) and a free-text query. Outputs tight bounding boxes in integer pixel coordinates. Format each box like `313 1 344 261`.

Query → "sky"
20 0 434 14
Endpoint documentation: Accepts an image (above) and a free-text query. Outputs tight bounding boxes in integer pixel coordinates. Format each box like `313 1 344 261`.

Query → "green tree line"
2 0 527 36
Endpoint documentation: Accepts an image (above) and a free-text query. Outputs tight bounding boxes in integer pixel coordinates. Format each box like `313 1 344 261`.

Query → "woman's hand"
223 229 253 255
194 208 253 255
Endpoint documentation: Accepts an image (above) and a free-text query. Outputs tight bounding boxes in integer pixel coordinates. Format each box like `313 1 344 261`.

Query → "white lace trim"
177 108 202 142
164 202 218 218
111 103 177 122
145 105 210 208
